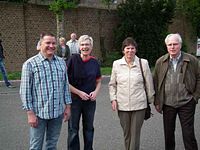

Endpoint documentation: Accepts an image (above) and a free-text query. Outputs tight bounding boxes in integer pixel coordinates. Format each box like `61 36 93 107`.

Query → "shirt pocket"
32 65 46 81
56 67 65 81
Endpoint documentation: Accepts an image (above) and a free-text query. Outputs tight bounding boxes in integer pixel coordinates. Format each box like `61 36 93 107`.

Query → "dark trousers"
163 99 198 150
68 97 96 150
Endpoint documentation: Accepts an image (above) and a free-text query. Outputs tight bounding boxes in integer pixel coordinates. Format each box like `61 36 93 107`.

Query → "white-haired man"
154 33 200 150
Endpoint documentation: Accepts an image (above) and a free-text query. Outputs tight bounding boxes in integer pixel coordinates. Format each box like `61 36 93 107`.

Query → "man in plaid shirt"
20 32 71 150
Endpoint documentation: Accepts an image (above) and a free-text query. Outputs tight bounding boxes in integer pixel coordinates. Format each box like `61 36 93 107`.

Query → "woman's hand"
79 91 90 100
111 100 118 111
89 91 97 101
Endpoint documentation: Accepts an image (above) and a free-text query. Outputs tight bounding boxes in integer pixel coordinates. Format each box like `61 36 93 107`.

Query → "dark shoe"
7 85 16 88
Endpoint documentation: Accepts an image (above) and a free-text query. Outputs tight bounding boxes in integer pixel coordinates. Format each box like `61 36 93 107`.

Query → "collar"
82 55 95 62
69 39 77 43
162 51 190 63
38 52 56 62
170 52 181 62
119 55 140 67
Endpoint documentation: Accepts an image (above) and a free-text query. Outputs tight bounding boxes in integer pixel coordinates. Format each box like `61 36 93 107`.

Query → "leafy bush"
114 0 175 66
101 51 122 67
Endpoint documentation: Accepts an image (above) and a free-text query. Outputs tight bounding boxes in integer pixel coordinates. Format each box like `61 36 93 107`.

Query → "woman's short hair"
59 37 65 42
78 35 93 47
122 37 137 51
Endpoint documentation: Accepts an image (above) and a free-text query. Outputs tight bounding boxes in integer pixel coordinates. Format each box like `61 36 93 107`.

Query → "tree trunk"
56 10 64 43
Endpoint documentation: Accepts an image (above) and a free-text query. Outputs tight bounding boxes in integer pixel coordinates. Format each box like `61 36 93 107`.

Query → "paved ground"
0 77 200 150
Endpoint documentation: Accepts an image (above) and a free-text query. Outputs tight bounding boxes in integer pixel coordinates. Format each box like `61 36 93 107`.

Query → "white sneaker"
7 85 16 88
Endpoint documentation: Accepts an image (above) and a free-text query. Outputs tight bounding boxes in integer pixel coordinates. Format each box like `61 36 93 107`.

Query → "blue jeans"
0 59 11 86
29 114 63 150
68 97 96 150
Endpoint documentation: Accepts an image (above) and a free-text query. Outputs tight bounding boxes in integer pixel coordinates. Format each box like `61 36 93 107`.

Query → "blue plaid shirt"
20 53 71 119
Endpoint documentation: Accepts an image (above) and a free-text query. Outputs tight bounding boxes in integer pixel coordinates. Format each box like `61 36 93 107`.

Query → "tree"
114 0 175 66
101 0 112 11
49 0 77 42
177 0 200 37
4 0 29 2
101 0 121 11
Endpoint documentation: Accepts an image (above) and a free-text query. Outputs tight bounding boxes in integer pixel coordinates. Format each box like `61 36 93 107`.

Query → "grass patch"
0 66 155 80
0 51 121 81
101 67 111 75
0 71 21 80
0 67 112 81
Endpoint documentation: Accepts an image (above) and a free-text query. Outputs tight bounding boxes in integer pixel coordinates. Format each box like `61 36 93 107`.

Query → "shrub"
114 0 176 66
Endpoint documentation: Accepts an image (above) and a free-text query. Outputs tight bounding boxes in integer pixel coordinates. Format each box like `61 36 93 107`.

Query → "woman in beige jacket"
109 37 154 150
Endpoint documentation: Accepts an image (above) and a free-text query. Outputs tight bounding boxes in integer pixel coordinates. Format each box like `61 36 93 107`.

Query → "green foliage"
49 0 77 38
114 0 175 66
178 0 200 37
0 0 29 3
0 72 21 80
49 0 76 16
101 0 112 10
101 51 122 67
101 0 112 6
101 67 112 75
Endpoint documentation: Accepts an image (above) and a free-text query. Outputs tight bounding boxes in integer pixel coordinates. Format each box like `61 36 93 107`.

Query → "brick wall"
0 2 196 72
0 2 27 72
0 2 118 71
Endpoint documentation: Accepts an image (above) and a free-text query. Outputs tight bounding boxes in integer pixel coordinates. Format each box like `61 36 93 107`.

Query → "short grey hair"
78 35 93 47
165 33 182 45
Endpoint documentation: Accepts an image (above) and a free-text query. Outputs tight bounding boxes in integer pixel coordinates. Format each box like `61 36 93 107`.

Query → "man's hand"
155 105 162 114
27 110 38 128
63 105 71 122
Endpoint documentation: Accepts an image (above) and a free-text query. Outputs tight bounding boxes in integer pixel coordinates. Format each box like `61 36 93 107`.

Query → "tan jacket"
109 56 155 111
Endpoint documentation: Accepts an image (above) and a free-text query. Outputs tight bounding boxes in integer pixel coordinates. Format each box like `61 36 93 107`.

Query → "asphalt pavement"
0 77 200 150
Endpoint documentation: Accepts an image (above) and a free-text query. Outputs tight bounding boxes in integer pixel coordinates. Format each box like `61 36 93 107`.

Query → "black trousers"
163 99 198 150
